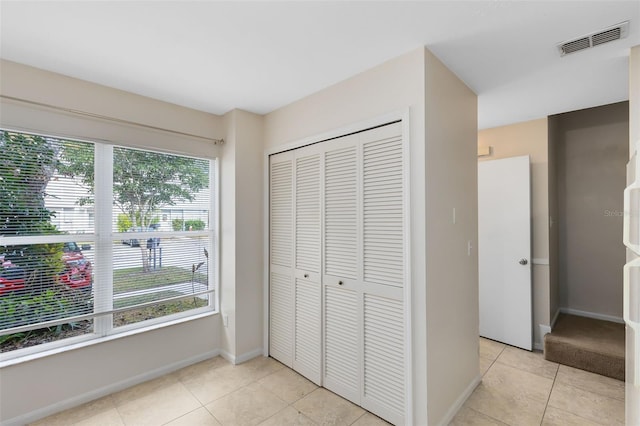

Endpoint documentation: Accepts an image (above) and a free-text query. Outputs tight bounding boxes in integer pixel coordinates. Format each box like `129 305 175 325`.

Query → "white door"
269 146 323 385
322 133 362 402
322 123 406 425
292 145 323 384
478 155 532 350
269 152 294 366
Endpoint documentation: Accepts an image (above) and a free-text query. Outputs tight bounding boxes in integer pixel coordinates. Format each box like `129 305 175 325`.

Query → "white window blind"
0 129 217 355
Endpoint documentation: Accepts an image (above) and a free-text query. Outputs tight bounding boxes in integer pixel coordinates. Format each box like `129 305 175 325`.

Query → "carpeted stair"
543 313 625 381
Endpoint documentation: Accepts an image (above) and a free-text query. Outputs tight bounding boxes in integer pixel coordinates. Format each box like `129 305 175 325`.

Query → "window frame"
0 127 220 364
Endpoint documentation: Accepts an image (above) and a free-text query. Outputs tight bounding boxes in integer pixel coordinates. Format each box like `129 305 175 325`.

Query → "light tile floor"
451 338 625 426
31 338 625 426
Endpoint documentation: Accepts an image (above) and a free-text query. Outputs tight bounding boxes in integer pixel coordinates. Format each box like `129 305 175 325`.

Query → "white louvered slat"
363 294 405 423
270 271 293 365
325 146 358 279
324 286 359 400
271 160 292 267
294 277 322 384
296 154 321 273
363 136 404 288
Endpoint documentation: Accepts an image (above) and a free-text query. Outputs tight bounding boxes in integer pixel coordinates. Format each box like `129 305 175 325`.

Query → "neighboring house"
45 175 210 233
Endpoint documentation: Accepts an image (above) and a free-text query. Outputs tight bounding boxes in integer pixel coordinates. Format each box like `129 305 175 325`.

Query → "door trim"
263 108 413 425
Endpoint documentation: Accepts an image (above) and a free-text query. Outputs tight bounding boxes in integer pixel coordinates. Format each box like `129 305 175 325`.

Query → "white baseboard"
437 373 482 426
236 348 264 364
539 324 552 337
535 309 561 352
535 322 553 351
2 349 220 426
559 308 624 324
219 349 235 364
219 347 263 365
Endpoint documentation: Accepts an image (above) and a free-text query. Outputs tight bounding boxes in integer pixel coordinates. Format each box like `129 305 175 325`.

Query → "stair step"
544 313 625 381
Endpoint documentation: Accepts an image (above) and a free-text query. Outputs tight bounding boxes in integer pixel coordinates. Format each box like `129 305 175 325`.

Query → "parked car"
0 256 26 295
121 229 141 247
0 243 92 295
60 242 93 291
122 224 161 248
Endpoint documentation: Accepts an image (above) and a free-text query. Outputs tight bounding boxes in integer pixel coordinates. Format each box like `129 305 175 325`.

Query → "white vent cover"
558 21 629 56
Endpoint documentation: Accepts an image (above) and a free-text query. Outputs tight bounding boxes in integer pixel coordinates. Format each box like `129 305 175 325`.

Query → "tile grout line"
481 348 517 426
158 405 202 426
110 395 129 426
538 363 559 425
348 411 368 425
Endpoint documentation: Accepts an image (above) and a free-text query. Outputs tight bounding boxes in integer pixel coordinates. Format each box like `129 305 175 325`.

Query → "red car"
0 258 26 295
59 243 93 290
0 243 92 295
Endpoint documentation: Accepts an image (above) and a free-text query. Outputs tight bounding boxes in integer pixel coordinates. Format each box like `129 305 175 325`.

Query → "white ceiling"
1 1 638 129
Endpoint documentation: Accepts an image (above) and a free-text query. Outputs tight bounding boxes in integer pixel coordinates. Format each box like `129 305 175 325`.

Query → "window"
0 130 217 356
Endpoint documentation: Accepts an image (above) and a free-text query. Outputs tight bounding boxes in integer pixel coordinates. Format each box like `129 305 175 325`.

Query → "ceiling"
1 1 638 129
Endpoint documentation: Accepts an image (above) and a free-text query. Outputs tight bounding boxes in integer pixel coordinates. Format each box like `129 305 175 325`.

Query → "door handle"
519 259 528 265
304 273 309 278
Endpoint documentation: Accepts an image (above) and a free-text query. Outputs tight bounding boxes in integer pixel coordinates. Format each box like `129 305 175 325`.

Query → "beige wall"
478 118 551 345
0 316 220 423
220 111 238 357
0 60 223 141
555 102 628 319
220 109 265 359
265 47 479 426
0 61 223 424
265 47 431 425
424 49 479 425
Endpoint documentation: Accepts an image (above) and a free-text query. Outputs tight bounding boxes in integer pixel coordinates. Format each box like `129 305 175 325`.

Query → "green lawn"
113 266 207 294
113 296 209 327
114 290 184 309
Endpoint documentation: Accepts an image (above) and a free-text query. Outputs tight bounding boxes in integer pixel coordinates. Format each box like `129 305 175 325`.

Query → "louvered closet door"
322 134 362 403
359 122 405 426
269 152 294 366
323 122 406 426
271 121 407 425
292 144 323 384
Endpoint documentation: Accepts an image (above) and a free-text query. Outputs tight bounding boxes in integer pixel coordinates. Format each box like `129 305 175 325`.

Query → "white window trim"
94 143 114 336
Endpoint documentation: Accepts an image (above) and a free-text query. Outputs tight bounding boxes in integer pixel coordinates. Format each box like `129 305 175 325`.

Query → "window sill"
0 310 218 368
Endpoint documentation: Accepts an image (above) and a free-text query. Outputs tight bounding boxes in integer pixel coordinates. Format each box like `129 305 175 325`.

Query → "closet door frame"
263 110 413 425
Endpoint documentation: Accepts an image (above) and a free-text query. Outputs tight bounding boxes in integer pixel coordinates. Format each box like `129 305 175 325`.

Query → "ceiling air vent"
558 21 629 56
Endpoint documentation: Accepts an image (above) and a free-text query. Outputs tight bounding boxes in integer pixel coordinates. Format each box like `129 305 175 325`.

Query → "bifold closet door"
270 121 406 425
269 152 294 366
292 144 323 385
322 133 362 403
359 124 405 425
269 145 323 385
323 122 406 425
